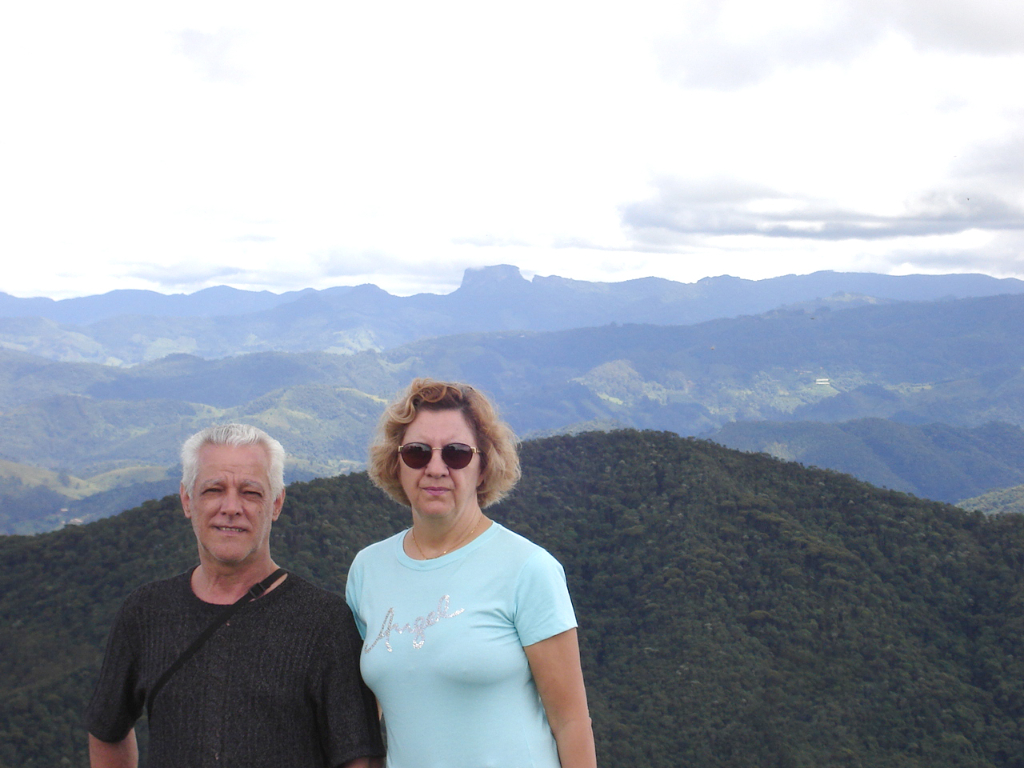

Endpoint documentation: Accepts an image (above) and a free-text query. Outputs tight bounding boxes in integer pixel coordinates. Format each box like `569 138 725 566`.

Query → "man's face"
180 443 284 571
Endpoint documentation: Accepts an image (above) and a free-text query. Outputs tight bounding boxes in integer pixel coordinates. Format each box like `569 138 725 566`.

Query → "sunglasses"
398 442 482 470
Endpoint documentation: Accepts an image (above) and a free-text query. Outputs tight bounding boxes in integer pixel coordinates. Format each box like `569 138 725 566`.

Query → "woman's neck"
407 513 491 560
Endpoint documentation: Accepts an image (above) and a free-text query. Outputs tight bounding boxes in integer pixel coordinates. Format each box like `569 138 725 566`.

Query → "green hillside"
708 419 1024 503
6 293 1024 531
960 484 1024 516
2 430 1022 767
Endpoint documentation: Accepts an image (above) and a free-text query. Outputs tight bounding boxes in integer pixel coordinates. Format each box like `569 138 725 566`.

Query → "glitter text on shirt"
364 595 465 653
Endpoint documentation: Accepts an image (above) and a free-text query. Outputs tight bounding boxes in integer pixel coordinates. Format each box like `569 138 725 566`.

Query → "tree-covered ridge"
2 429 1023 766
511 432 1024 766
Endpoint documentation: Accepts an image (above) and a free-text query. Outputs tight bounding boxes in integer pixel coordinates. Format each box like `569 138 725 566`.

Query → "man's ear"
180 483 192 519
271 488 286 521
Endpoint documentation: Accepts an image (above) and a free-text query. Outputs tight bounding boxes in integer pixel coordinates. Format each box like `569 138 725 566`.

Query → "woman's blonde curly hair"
367 378 521 508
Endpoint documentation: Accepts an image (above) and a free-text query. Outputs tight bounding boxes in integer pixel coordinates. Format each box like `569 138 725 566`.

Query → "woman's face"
399 408 483 523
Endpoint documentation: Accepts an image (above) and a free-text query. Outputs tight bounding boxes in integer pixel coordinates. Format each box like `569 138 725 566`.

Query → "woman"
346 378 596 768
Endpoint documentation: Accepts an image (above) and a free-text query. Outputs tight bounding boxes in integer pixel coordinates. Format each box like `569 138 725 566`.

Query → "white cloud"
177 28 245 83
0 1 1022 299
655 0 1024 89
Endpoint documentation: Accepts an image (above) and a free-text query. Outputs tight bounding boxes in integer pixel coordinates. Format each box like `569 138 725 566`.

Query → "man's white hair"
180 423 286 497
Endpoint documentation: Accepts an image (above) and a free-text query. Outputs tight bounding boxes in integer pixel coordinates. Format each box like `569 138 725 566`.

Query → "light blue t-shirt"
345 522 578 768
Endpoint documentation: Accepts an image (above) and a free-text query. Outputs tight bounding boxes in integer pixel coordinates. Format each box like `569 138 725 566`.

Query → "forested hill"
2 430 1023 767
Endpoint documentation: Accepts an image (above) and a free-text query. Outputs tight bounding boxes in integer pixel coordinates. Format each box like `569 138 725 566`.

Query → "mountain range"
3 266 1024 533
4 265 1024 365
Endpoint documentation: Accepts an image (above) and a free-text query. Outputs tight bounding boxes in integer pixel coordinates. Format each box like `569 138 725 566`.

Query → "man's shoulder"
103 570 195 633
276 574 351 617
120 570 193 607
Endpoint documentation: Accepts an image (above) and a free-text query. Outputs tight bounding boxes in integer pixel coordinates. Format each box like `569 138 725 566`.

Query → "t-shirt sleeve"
84 597 145 743
513 549 578 647
344 551 368 640
318 601 385 766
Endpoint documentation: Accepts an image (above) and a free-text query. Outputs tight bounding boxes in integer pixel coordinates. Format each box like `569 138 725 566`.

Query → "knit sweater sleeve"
311 595 385 766
84 588 148 742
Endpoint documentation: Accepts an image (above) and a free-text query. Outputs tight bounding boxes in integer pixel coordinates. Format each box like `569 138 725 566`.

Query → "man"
86 424 384 768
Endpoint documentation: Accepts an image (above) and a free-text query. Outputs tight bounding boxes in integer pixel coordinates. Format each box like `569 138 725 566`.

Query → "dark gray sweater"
86 570 384 768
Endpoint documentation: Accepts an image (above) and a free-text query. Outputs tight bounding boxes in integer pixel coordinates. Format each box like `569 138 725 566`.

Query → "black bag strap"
146 568 287 715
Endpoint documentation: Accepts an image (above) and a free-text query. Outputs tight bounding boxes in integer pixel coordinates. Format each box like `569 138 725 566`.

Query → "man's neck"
191 559 283 605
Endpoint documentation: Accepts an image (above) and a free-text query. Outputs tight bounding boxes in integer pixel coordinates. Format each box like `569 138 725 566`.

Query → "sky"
1 1 1022 300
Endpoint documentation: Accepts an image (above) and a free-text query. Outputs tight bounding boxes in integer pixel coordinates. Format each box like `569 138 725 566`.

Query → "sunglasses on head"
398 442 481 470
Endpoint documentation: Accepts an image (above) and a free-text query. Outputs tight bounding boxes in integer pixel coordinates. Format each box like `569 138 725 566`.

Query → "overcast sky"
2 1 1022 299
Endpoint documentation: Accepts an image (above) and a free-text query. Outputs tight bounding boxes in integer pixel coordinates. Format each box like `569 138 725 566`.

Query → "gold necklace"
410 518 479 560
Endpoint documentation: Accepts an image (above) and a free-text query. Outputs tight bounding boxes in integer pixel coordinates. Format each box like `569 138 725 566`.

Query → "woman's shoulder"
351 529 405 564
488 523 563 567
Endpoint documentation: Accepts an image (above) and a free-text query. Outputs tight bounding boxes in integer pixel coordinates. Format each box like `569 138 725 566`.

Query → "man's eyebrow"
237 479 270 493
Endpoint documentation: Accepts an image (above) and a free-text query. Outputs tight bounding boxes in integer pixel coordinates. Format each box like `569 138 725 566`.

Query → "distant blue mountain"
0 285 321 324
3 266 1024 365
1 265 1022 326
